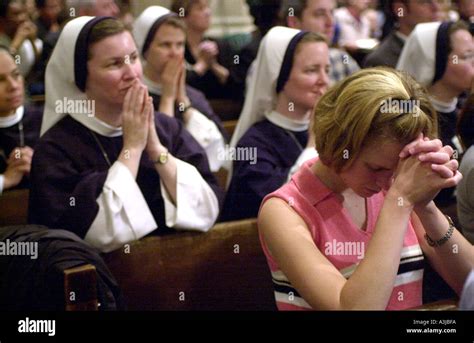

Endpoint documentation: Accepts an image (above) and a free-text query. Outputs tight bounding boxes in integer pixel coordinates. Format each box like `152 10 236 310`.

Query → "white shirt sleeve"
162 158 219 232
184 108 226 172
0 174 4 195
287 148 318 182
84 161 158 253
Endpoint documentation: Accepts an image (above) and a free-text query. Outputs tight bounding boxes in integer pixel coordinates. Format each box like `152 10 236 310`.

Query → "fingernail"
418 154 425 161
409 148 415 154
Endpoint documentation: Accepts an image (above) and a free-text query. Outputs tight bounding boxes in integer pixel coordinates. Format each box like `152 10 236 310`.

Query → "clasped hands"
390 133 462 209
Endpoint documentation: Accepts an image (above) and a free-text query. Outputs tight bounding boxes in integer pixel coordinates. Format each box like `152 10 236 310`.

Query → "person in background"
118 2 134 31
0 0 42 78
456 0 474 34
334 0 372 51
133 6 227 172
35 0 62 40
397 21 474 206
171 0 233 99
228 0 281 102
29 0 121 95
457 92 474 243
397 21 474 301
364 0 384 40
221 27 329 221
25 0 38 20
66 0 119 17
281 0 360 85
364 0 443 68
0 46 42 195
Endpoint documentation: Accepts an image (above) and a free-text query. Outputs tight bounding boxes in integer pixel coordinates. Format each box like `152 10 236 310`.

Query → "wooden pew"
411 299 458 311
0 189 29 226
213 167 229 190
223 119 238 138
209 99 242 121
30 94 45 105
64 264 99 311
103 218 276 310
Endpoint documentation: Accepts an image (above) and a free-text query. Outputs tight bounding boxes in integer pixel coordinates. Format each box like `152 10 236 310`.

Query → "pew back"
103 219 276 310
0 189 29 226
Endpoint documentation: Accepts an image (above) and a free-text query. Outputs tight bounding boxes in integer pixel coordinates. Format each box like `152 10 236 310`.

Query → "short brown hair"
279 0 309 22
295 31 329 53
160 15 187 33
312 67 438 172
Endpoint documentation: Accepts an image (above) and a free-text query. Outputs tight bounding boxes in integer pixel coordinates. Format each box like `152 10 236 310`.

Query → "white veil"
229 26 302 149
133 6 172 58
40 16 96 136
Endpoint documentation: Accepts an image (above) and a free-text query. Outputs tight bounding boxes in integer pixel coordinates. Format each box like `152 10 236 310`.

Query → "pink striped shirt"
259 158 424 310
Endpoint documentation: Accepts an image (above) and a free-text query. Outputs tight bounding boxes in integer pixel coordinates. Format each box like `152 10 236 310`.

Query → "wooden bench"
411 299 458 311
213 167 229 190
64 264 99 311
103 218 276 310
209 99 242 121
29 94 45 105
0 189 29 226
223 119 238 138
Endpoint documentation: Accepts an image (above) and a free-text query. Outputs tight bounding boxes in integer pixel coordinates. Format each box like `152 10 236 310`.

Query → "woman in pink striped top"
258 68 474 310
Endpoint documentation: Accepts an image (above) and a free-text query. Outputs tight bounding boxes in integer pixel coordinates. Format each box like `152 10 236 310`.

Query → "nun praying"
133 6 227 172
28 16 222 253
221 27 330 221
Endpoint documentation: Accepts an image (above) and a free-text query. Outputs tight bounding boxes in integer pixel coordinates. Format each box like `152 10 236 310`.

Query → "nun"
0 46 42 194
28 16 222 253
221 27 330 221
397 21 474 206
397 21 474 152
133 6 227 172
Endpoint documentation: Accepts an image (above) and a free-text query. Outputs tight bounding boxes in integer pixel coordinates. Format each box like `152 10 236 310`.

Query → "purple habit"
0 105 43 189
28 112 223 237
221 119 307 221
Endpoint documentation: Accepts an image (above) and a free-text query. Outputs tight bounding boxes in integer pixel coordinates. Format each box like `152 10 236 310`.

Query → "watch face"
159 152 168 164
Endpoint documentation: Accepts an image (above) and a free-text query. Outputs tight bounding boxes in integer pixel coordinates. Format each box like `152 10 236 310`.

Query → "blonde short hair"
312 67 438 172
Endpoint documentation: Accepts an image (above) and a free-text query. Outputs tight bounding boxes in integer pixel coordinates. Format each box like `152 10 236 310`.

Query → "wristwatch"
154 150 169 165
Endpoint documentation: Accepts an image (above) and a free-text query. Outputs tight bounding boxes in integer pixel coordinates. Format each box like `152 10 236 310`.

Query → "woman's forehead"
451 30 473 50
361 140 404 166
89 31 137 59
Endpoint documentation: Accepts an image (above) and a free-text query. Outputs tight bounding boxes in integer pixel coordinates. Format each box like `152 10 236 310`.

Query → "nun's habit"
397 22 462 300
28 17 222 253
221 27 318 221
397 22 460 152
0 105 43 194
133 6 227 172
